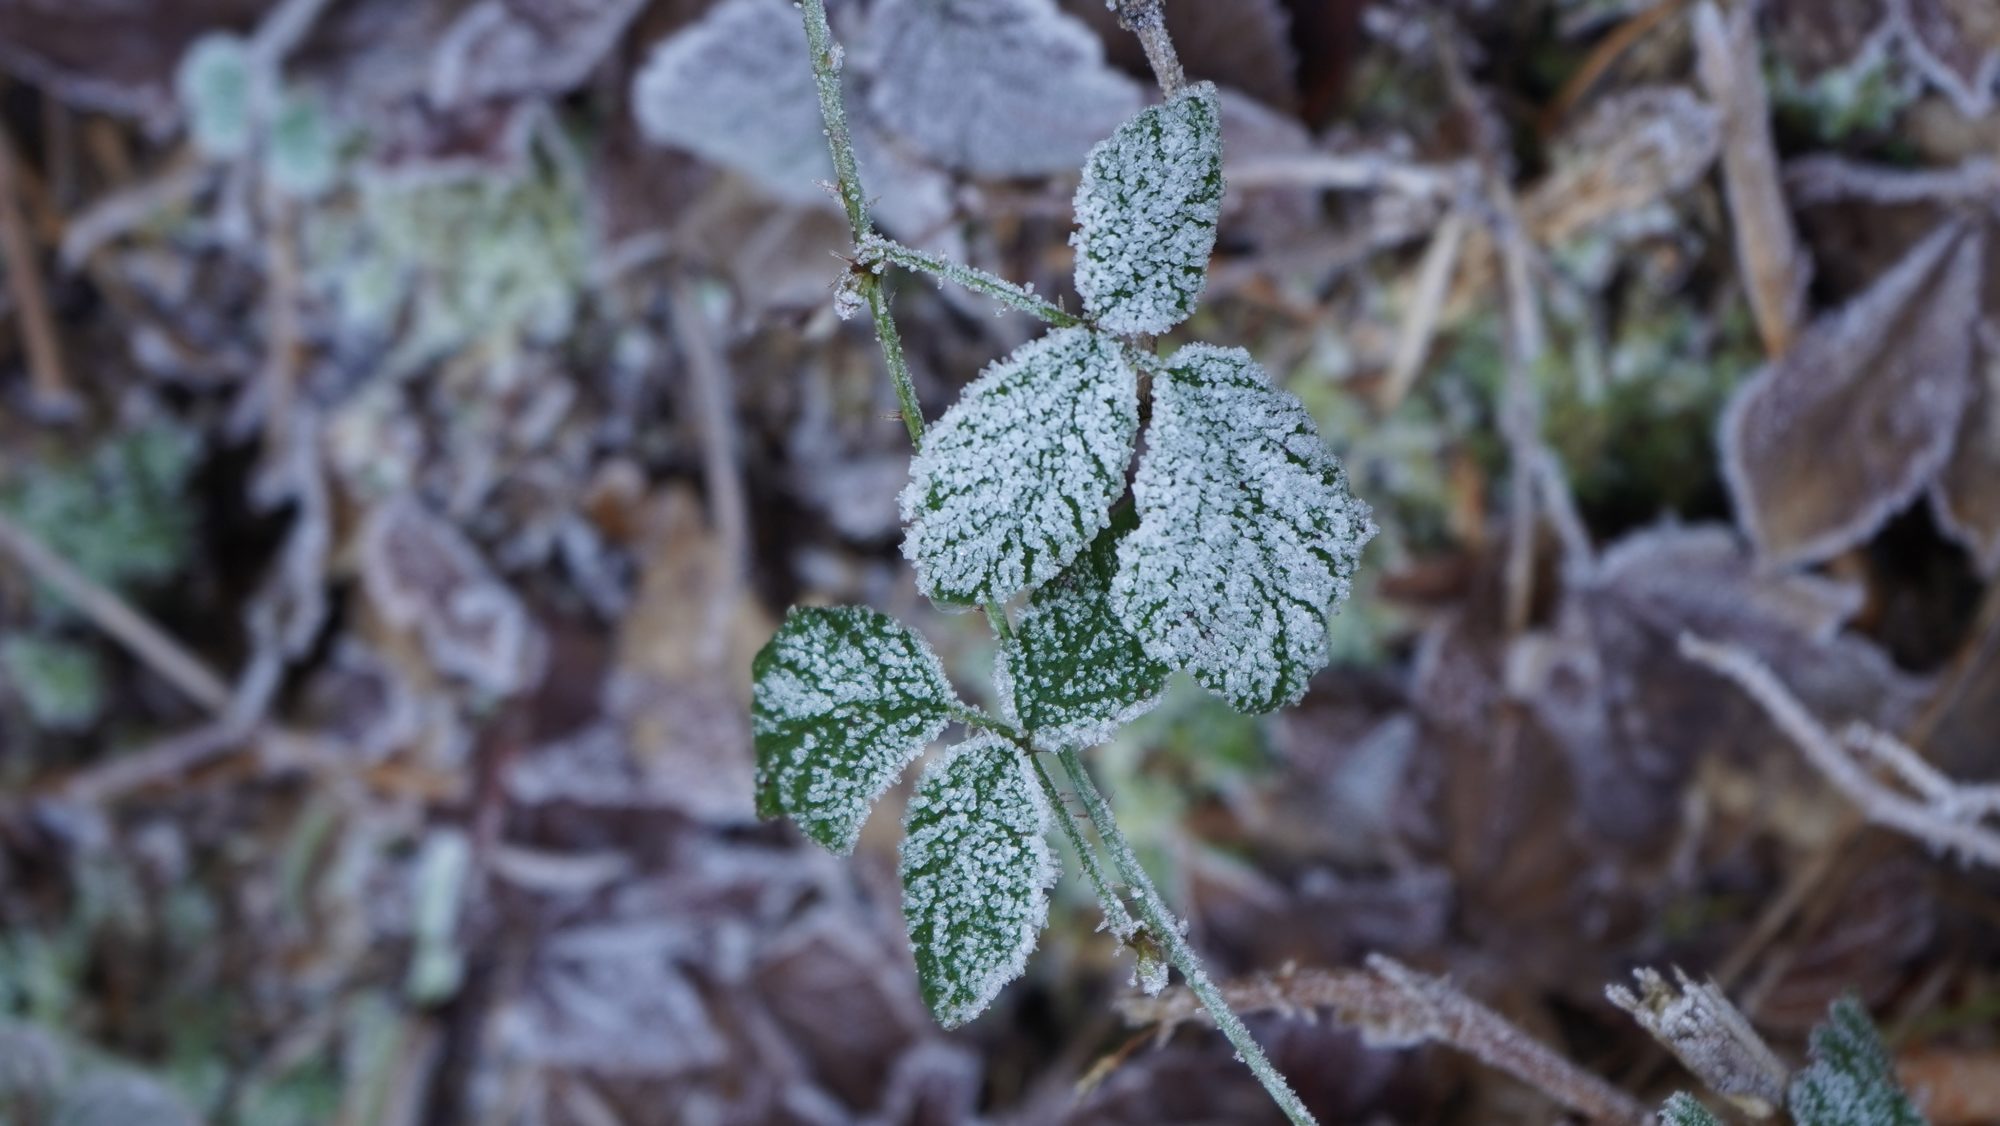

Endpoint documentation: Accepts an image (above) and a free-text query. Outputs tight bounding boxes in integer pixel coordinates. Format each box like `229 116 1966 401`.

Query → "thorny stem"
796 3 1314 1119
860 235 1083 328
1057 749 1318 1126
798 0 926 448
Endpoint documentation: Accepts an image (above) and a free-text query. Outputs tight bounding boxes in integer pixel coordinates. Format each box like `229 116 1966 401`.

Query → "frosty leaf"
1071 82 1224 335
865 0 1142 178
631 0 830 206
1931 325 2000 575
1722 220 1985 568
899 735 1055 1028
1660 1093 1725 1126
175 33 254 158
997 510 1169 747
1786 997 1927 1126
266 89 339 198
1112 345 1375 713
900 327 1138 605
752 606 959 853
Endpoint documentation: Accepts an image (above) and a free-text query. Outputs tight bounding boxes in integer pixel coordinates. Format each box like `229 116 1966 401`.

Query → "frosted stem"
1112 0 1185 97
1029 754 1139 941
1057 748 1319 1126
861 235 1082 327
798 0 926 448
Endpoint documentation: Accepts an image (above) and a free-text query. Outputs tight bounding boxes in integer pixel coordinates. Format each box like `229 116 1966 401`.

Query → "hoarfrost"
1787 996 1927 1126
997 510 1169 747
865 0 1142 178
899 735 1056 1027
175 34 255 159
900 327 1138 605
1112 345 1375 713
1071 82 1225 335
1660 1093 1725 1126
751 606 959 853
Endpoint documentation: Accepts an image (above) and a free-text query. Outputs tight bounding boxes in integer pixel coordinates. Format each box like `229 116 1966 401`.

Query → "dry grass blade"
1692 0 1809 358
0 127 76 414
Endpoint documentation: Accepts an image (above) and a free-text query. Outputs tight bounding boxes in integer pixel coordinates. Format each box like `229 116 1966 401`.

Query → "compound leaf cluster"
900 327 1137 606
751 606 958 854
899 736 1057 1027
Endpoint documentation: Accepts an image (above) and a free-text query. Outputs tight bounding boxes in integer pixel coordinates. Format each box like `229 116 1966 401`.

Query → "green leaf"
1112 345 1375 713
901 327 1138 605
1070 81 1223 335
998 510 1169 746
752 607 959 853
176 33 255 159
1787 997 1928 1126
1659 1093 1724 1126
900 735 1055 1027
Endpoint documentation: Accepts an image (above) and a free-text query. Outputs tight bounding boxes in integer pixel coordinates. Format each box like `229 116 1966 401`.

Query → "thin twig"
1378 206 1468 410
0 126 77 414
1226 154 1466 200
1785 155 2000 207
0 509 231 712
860 236 1082 327
667 275 751 666
1121 959 1649 1125
1680 634 2000 869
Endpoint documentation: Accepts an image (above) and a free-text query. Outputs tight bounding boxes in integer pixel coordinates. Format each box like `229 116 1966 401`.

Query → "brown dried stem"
0 126 77 414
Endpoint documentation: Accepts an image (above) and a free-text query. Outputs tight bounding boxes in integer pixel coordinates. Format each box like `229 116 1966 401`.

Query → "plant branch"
1679 633 2000 869
1030 754 1139 941
1057 748 1318 1126
860 235 1082 328
799 0 926 448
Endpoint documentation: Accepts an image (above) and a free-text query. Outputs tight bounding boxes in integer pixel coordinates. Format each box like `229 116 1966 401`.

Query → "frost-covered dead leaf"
1932 321 2000 574
1723 220 1985 568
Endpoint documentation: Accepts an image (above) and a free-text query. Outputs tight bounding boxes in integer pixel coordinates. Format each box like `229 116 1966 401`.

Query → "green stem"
1029 753 1138 941
799 0 925 449
860 236 1083 328
1057 748 1319 1126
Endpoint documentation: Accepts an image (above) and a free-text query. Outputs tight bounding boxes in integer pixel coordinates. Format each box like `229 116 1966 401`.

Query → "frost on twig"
1119 957 1649 1125
1679 633 2000 869
1607 967 1790 1118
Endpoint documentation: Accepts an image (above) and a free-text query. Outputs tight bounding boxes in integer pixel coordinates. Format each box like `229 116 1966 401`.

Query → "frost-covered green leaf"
632 0 831 205
1787 997 1927 1126
997 510 1168 746
176 34 255 158
864 0 1142 178
1113 345 1375 713
1071 82 1223 336
752 606 959 853
899 735 1055 1027
1659 1093 1724 1126
266 90 340 198
901 327 1137 605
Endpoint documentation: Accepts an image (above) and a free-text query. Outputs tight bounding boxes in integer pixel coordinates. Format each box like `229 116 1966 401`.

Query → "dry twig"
0 127 76 413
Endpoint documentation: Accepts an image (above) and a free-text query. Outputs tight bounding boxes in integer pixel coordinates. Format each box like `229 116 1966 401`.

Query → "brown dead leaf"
1900 0 2000 117
1722 220 1986 568
1764 0 1896 81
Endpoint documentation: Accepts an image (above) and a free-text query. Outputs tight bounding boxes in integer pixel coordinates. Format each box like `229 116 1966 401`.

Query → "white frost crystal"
1112 345 1375 713
752 606 959 853
899 735 1056 1027
632 0 831 205
865 0 1142 178
901 327 1138 605
1071 82 1224 336
997 511 1169 746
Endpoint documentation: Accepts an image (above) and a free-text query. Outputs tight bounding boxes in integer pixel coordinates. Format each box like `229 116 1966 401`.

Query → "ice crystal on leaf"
1112 345 1375 713
752 606 959 853
997 509 1169 747
1787 997 1928 1126
899 735 1056 1027
632 0 832 206
1071 82 1224 336
865 0 1142 178
900 327 1138 605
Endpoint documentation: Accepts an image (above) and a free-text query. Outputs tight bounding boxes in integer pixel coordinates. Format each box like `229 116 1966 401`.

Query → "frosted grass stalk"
860 236 1082 327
